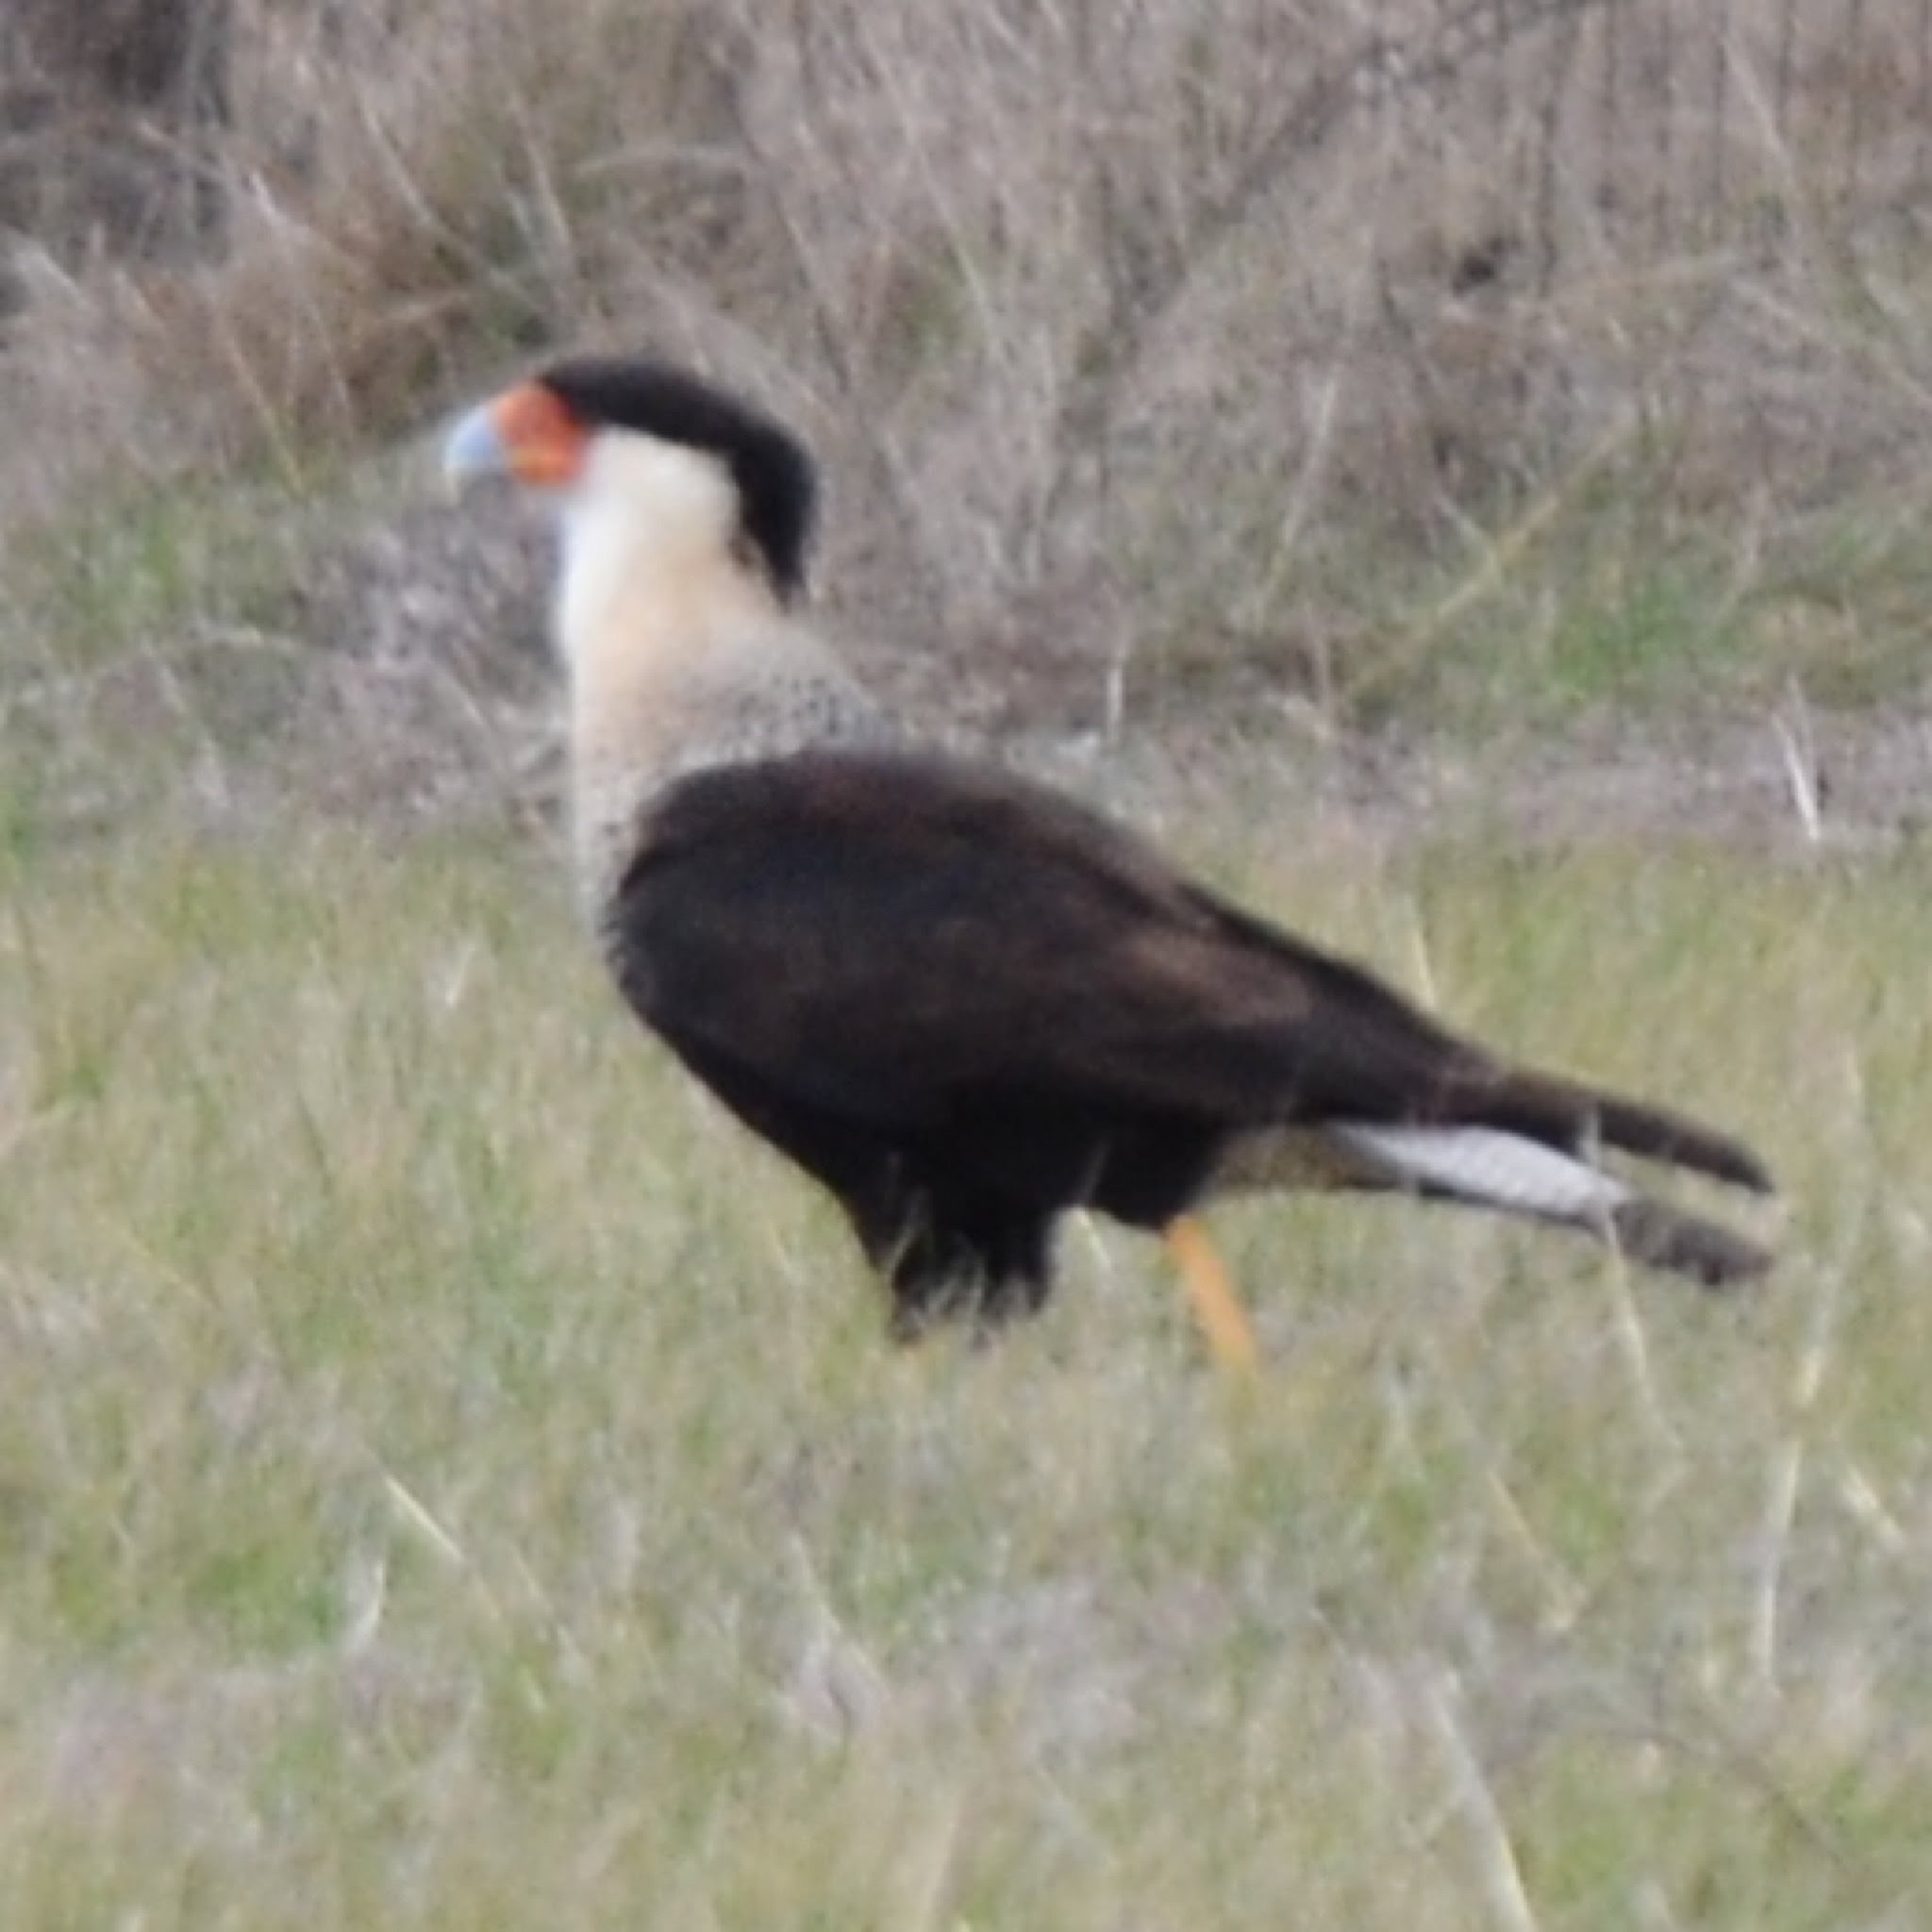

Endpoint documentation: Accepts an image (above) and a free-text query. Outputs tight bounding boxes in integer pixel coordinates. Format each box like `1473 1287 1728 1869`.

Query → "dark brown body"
607 749 1772 1332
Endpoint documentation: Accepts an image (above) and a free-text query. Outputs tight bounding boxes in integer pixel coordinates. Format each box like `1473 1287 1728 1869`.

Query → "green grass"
1149 460 1932 733
0 471 340 863
1341 506 1932 730
2 801 1928 1927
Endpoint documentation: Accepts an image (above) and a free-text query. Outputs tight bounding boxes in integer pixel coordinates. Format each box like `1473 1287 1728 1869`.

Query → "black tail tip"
1608 1199 1774 1289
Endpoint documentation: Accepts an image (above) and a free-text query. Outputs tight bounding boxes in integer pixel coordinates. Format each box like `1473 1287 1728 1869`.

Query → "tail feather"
1332 1124 1629 1221
1329 1123 1771 1289
1469 1074 1774 1194
1605 1198 1773 1289
1546 1085 1772 1193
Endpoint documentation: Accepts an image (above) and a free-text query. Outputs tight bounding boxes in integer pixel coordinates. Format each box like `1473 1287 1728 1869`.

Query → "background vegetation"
3 2 1931 1924
7 0 1932 811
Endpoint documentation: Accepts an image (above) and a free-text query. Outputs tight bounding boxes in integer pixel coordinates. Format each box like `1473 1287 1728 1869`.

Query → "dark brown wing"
608 750 1769 1191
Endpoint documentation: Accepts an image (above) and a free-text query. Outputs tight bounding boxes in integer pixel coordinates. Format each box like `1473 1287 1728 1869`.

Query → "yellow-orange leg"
1164 1216 1260 1372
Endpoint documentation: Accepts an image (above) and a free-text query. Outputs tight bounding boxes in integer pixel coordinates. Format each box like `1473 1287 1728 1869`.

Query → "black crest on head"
537 357 817 598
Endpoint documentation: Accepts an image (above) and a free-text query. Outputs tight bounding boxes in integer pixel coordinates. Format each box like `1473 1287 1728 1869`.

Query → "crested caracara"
442 356 1774 1367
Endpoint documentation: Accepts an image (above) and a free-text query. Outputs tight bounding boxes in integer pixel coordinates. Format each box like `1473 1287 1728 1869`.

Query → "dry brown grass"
7 0 1932 676
4 0 1932 858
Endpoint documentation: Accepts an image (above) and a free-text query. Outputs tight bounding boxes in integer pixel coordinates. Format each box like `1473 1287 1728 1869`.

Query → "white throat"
554 434 751 675
547 428 889 924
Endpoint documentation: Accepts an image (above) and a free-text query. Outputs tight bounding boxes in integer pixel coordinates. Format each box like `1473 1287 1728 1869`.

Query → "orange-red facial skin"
491 382 591 488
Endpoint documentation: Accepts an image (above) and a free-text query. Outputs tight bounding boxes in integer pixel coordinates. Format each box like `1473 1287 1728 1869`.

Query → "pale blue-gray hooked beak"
441 401 510 489
440 382 587 493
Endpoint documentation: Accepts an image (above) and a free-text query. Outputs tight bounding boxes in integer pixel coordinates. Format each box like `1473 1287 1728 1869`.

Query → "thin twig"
1772 689 1824 846
1751 1256 1843 1691
1424 1672 1543 1932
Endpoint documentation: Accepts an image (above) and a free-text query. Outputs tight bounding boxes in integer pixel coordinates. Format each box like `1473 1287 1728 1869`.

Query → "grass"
8 0 1932 1916
3 796 1928 1927
1303 481 1932 730
0 466 339 859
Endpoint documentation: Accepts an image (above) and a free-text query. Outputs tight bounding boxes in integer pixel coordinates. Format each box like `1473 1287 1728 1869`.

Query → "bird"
441 354 1774 1368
